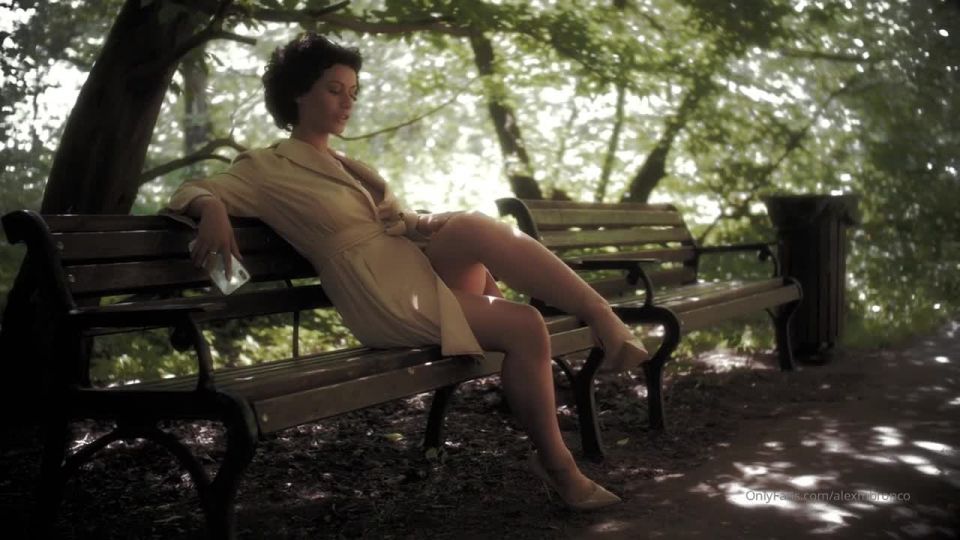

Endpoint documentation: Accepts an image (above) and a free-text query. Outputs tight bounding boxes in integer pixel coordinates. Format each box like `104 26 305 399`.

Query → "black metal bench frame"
2 210 605 539
497 198 803 457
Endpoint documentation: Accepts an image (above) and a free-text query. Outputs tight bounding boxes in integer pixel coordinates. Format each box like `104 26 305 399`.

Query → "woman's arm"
184 195 243 275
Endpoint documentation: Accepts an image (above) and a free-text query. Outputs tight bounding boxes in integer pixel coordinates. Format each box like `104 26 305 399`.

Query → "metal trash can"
763 194 860 358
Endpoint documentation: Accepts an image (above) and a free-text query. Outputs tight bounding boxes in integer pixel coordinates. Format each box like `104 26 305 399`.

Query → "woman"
167 33 648 510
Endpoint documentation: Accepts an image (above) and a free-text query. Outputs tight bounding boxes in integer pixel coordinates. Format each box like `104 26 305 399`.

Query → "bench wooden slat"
512 200 678 212
679 285 801 331
130 347 366 392
77 286 332 338
54 227 294 262
42 214 264 233
596 267 699 297
612 278 786 313
223 348 446 401
573 246 696 264
191 284 332 321
606 279 742 307
529 208 685 229
539 227 692 249
253 352 506 433
130 315 589 395
67 254 316 296
237 326 595 403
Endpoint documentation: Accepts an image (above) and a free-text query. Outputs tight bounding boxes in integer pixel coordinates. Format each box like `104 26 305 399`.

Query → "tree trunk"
0 0 209 422
596 79 627 202
182 44 214 176
622 75 713 203
41 1 205 213
468 30 542 200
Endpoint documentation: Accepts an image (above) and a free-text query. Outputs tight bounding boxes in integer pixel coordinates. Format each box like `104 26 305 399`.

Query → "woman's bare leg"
448 290 594 496
425 212 646 364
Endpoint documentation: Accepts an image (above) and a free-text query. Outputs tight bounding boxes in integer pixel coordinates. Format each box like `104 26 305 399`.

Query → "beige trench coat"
166 138 484 357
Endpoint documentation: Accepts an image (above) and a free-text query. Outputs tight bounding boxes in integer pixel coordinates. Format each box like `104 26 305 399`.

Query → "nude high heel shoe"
527 453 621 511
592 327 651 373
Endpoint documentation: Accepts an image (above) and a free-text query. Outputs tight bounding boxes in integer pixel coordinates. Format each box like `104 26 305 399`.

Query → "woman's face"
295 63 358 136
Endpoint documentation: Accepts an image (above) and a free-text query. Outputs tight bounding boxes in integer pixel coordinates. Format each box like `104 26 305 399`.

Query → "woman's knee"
506 303 550 353
444 210 492 234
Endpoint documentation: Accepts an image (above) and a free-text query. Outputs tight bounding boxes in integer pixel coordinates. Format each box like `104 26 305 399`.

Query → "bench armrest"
566 257 659 307
696 242 781 276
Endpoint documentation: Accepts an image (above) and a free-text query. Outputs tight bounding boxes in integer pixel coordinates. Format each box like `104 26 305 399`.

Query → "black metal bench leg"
773 297 801 372
642 360 667 431
204 399 258 540
639 308 681 431
423 384 458 452
575 348 606 462
33 413 70 535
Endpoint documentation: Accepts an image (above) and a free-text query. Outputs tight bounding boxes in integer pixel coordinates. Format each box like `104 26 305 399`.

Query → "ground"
1 320 958 539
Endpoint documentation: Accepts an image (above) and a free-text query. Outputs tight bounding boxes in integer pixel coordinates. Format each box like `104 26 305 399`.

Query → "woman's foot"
584 303 651 372
527 453 621 510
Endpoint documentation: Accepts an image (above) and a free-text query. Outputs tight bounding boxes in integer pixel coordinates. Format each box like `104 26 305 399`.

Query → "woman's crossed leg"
423 211 615 500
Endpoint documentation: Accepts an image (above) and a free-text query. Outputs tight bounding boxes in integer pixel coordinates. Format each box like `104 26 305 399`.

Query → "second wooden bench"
497 198 803 456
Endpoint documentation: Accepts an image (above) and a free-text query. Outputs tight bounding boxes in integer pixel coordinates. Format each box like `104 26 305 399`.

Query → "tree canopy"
1 0 958 381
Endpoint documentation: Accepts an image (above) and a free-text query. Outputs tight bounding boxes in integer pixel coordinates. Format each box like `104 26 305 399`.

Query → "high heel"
593 329 651 373
527 453 621 511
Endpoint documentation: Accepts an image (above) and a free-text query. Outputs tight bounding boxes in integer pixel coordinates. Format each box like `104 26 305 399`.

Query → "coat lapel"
274 138 381 215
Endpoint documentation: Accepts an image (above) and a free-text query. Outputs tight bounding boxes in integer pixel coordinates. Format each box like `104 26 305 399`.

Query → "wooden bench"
497 198 803 447
2 210 609 539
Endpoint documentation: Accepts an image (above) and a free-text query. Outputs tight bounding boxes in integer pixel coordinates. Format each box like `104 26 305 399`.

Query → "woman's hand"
188 196 242 275
416 212 463 235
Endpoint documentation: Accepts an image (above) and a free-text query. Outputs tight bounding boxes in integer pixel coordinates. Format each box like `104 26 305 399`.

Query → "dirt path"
570 320 960 540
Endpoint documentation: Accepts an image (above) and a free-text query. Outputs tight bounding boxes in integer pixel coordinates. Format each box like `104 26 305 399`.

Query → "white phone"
188 239 250 295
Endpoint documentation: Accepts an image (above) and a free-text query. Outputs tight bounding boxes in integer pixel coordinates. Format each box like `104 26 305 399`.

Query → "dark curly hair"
262 33 363 131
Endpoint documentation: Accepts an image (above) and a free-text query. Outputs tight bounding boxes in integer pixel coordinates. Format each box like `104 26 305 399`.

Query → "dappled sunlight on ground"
691 412 958 535
621 322 960 539
687 348 779 372
564 320 960 539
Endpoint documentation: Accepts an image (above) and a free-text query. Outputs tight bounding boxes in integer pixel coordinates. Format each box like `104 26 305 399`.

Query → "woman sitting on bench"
167 33 648 511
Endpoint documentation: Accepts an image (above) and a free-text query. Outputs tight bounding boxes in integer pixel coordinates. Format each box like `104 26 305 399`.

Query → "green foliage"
678 0 792 50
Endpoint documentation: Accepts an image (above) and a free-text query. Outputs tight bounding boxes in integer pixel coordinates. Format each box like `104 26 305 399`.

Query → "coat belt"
314 222 388 271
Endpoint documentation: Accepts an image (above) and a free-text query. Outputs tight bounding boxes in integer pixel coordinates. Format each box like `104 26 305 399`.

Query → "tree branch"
248 6 469 37
339 76 479 141
596 78 627 202
623 73 715 202
547 102 579 196
695 75 866 244
167 0 237 65
779 47 881 63
139 136 247 185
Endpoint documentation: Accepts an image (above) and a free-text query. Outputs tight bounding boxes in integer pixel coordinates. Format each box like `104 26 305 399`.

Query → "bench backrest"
496 198 700 298
2 210 329 313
